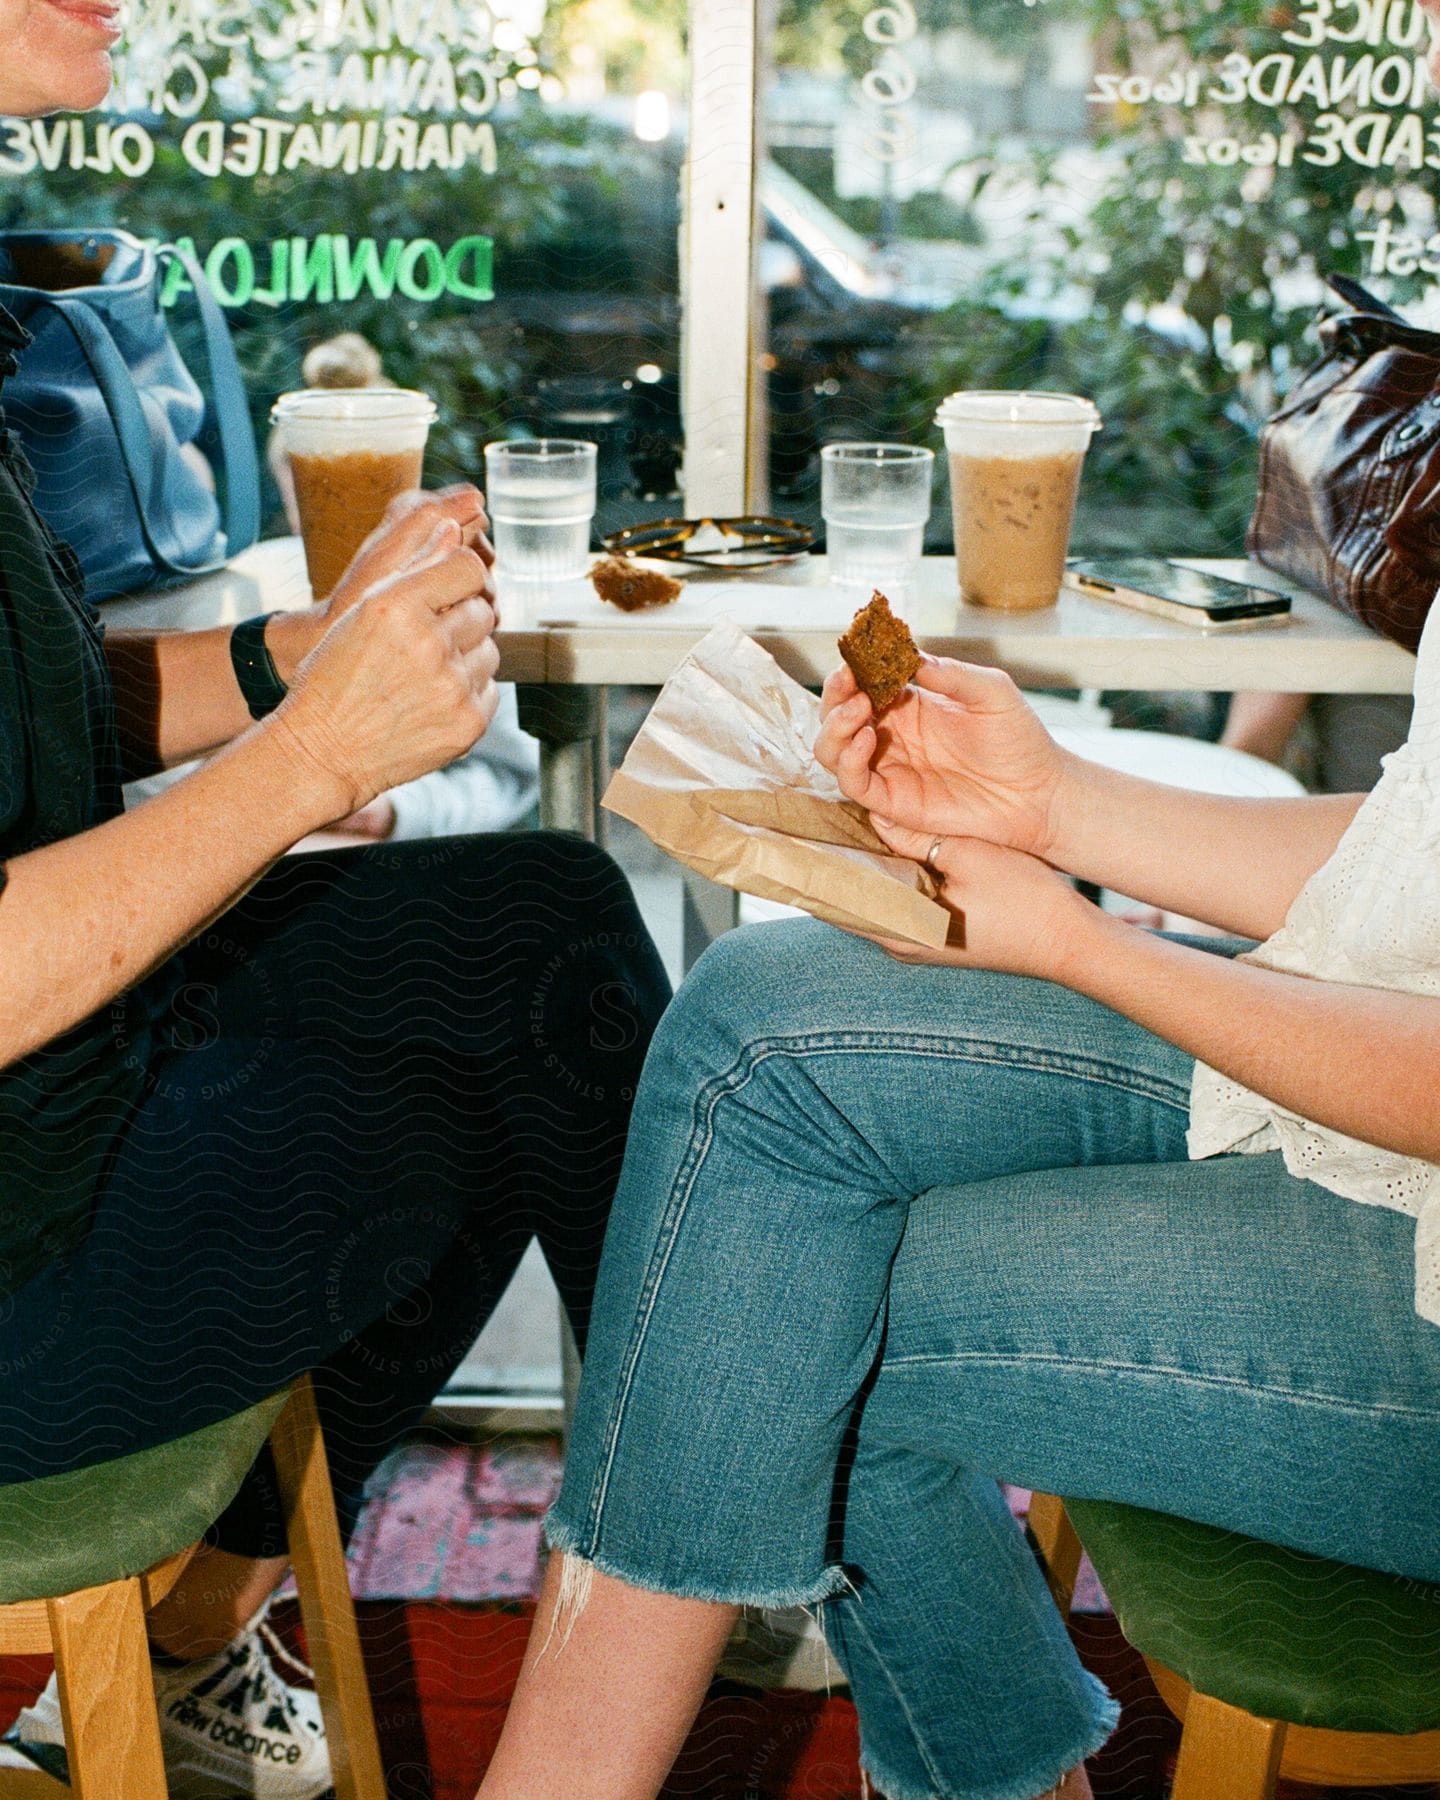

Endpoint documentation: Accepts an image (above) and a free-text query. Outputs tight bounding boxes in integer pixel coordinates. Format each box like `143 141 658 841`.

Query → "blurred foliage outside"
3 0 1433 549
773 0 1436 552
0 15 681 517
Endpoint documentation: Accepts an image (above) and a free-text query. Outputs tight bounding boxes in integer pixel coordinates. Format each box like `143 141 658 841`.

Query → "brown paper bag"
602 622 951 948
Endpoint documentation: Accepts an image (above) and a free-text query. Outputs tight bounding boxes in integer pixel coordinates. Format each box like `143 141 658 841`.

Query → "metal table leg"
516 684 609 844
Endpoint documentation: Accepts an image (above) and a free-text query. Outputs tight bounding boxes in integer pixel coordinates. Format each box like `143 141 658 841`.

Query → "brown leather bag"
1248 275 1440 652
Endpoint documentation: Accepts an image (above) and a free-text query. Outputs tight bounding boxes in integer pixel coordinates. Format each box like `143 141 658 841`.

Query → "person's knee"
653 918 862 1076
684 919 875 1022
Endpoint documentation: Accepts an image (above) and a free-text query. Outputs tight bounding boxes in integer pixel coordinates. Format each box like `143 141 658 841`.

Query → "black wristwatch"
229 613 288 720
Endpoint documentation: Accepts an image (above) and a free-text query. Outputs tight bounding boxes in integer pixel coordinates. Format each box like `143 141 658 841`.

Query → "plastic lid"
934 390 1101 429
270 387 436 425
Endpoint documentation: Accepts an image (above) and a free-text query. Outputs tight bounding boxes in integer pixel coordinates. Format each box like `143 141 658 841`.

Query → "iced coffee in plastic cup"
936 391 1101 611
271 389 438 601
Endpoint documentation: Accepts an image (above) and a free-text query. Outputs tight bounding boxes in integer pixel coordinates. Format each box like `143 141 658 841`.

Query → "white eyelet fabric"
1188 607 1436 1328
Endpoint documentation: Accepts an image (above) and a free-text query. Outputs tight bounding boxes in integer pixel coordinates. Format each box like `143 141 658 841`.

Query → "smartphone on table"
1065 556 1292 629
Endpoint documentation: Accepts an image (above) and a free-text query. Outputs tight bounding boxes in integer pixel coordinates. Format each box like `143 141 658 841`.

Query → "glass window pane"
762 0 1418 554
1 0 687 536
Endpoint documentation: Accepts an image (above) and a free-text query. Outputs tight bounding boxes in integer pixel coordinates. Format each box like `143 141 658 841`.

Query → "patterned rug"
347 1435 563 1603
345 1435 1110 1613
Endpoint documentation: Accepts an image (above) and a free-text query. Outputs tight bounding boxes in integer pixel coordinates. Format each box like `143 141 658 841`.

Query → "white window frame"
680 0 766 516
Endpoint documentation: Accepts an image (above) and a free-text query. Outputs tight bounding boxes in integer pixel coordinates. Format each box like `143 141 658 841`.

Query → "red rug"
8 1603 1426 1799
2 1435 1433 1799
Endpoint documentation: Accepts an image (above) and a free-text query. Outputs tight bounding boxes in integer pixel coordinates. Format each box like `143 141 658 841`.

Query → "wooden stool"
1028 1492 1440 1798
0 1374 384 1800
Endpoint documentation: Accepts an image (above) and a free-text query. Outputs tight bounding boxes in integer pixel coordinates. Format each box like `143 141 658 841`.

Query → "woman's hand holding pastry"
816 655 1073 858
862 819 1101 980
266 519 500 826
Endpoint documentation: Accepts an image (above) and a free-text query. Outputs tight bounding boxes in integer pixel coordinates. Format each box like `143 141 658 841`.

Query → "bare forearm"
0 722 334 1067
1049 754 1363 938
1220 690 1311 764
1065 916 1440 1161
106 613 321 776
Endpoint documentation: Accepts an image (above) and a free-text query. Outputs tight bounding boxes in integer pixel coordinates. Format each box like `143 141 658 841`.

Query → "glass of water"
821 442 934 590
484 438 598 583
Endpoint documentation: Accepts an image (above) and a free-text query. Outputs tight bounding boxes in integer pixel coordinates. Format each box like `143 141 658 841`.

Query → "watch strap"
230 613 288 720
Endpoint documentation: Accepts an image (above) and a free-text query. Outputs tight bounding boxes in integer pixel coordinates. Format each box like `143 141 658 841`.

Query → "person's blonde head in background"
269 332 391 530
301 332 388 392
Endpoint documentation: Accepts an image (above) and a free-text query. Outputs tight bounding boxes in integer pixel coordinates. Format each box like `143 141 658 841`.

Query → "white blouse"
1188 607 1437 1328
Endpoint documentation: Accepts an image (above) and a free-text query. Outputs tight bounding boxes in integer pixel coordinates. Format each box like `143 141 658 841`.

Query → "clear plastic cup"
821 442 934 591
484 439 598 584
271 388 436 601
936 392 1101 610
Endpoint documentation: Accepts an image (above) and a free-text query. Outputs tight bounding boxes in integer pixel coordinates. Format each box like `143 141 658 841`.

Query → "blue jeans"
548 921 1440 1800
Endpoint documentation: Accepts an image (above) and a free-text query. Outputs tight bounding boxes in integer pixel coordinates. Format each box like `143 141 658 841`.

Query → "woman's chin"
74 55 115 107
33 53 113 115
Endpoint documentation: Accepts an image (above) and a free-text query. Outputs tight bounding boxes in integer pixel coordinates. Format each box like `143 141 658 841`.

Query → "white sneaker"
716 1604 848 1693
0 1601 333 1798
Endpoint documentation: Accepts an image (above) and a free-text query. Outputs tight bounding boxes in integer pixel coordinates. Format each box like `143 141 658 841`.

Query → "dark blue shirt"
0 303 163 1294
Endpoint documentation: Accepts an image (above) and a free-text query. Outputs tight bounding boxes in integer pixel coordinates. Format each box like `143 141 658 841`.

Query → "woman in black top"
0 12 669 1797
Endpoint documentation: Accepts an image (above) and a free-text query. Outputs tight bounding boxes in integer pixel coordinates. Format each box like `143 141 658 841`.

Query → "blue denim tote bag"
0 229 260 600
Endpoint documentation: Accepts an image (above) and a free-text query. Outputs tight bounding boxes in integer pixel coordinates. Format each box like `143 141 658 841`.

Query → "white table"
105 537 1417 840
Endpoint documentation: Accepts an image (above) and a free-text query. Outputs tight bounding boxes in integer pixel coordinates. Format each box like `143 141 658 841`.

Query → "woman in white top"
470 606 1440 1800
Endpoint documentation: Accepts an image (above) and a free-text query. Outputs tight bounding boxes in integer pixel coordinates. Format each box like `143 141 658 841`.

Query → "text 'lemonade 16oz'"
484 438 598 584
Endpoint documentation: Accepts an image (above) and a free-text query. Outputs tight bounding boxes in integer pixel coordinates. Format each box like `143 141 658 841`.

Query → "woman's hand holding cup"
264 485 499 690
320 483 498 624
267 517 500 828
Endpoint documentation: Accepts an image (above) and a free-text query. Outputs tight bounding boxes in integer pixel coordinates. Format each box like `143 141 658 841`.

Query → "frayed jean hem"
543 1510 852 1613
858 1676 1119 1800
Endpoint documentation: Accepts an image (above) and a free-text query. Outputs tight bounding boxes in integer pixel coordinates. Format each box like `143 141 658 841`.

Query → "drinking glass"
483 438 598 583
272 388 436 601
936 392 1101 610
821 442 934 590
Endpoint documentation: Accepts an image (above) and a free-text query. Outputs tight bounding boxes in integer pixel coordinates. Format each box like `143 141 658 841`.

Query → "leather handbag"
0 229 260 601
1248 274 1440 652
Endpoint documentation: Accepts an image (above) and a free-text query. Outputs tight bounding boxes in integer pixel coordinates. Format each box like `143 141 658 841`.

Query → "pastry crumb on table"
590 555 686 611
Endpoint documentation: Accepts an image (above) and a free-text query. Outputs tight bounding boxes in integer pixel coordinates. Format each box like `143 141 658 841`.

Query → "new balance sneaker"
0 1600 333 1798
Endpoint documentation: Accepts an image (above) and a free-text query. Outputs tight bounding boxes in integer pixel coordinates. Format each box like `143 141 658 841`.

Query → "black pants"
0 833 671 1554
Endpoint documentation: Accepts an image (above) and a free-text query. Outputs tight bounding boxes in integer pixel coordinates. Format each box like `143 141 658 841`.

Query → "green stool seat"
0 1390 289 1605
1065 1498 1440 1736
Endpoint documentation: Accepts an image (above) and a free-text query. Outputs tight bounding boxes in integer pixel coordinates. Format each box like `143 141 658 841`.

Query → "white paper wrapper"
603 622 951 948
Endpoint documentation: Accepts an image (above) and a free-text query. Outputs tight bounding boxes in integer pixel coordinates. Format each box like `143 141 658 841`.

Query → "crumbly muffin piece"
837 591 921 710
590 555 685 611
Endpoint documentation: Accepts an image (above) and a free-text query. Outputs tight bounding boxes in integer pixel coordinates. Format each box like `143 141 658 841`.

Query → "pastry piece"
837 591 921 710
591 555 685 611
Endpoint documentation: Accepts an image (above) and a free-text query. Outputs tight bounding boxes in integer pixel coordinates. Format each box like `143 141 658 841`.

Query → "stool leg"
1171 1692 1285 1800
47 1578 167 1800
269 1376 386 1800
1027 1493 1083 1617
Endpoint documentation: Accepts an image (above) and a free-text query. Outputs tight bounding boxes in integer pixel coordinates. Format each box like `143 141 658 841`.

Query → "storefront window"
761 0 1432 553
0 0 688 536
